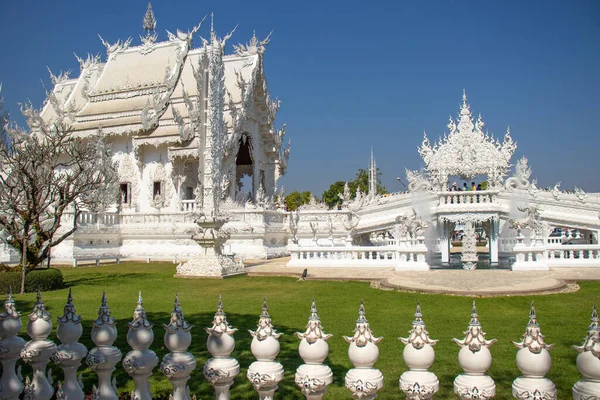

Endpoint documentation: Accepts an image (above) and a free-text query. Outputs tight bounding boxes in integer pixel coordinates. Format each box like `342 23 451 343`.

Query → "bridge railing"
438 190 498 206
0 291 596 400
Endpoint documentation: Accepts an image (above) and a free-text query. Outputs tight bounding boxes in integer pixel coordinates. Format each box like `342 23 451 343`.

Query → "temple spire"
369 148 377 197
142 2 156 33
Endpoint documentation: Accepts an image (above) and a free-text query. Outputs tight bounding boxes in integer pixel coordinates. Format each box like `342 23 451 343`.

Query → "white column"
440 222 450 264
489 219 499 264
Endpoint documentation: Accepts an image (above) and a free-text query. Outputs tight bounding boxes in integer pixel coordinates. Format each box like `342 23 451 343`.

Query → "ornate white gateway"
287 92 600 271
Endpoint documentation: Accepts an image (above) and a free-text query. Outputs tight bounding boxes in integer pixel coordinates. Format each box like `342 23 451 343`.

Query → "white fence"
0 291 597 400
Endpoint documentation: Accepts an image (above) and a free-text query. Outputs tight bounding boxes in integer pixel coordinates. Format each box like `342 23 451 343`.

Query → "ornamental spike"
413 301 423 325
67 287 73 305
357 299 367 323
528 301 539 327
216 294 224 315
470 301 480 326
309 298 319 321
142 2 156 33
30 289 51 321
1 285 20 319
590 305 598 328
101 290 107 307
261 297 270 318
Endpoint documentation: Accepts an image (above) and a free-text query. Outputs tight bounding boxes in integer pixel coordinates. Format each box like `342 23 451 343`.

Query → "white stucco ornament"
247 298 284 400
0 288 26 400
572 305 600 400
295 299 334 399
453 301 497 400
54 289 88 400
399 302 439 399
20 290 56 400
124 292 159 400
204 295 240 399
161 294 196 400
344 301 384 399
86 292 122 400
511 303 556 400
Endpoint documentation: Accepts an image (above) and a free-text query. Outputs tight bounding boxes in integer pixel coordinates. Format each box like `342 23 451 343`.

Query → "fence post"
53 288 88 400
399 302 439 399
247 298 284 400
86 292 122 400
20 290 56 400
511 302 556 399
0 288 26 400
160 294 196 400
123 292 158 400
203 295 239 400
572 305 600 399
344 300 384 400
453 301 497 399
295 299 333 400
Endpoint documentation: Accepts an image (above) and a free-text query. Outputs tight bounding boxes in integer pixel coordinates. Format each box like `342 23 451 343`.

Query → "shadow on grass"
8 307 346 399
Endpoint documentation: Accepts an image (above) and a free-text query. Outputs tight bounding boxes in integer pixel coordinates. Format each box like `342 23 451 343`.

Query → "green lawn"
6 263 598 399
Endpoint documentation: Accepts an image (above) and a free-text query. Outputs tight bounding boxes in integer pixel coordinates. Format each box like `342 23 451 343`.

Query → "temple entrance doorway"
235 134 254 202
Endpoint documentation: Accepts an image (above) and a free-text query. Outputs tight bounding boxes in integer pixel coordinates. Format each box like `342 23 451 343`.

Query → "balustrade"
1 291 598 399
438 190 497 206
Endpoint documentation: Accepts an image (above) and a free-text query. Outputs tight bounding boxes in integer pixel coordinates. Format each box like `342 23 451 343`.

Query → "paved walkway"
244 257 600 296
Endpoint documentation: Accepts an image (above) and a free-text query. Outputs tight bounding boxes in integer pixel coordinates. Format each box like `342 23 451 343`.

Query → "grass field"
6 263 598 399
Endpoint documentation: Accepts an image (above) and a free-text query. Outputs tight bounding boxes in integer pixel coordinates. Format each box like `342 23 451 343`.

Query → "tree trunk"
20 238 26 294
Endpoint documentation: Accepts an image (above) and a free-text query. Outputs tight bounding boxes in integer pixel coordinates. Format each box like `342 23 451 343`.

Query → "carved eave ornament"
205 295 237 337
452 301 497 353
295 299 333 344
512 302 554 354
418 90 516 187
399 302 438 350
573 305 600 358
344 301 383 347
249 298 282 341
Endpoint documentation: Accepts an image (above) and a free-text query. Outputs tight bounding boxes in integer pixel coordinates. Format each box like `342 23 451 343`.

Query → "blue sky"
1 0 599 195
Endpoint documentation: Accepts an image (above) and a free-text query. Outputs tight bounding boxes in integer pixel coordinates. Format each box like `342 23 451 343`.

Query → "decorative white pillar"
399 302 439 399
123 292 159 400
344 301 384 400
247 298 284 400
440 222 450 264
295 299 333 400
161 294 196 400
488 219 499 264
53 288 88 400
20 290 56 400
204 295 240 400
453 301 497 400
86 292 122 400
511 303 556 399
0 288 26 400
572 305 600 399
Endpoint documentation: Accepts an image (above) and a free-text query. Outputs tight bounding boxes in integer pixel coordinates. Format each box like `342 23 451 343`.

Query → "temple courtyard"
244 257 600 296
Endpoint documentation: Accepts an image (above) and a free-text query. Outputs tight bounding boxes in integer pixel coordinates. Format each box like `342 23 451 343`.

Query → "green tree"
284 191 313 211
321 181 346 209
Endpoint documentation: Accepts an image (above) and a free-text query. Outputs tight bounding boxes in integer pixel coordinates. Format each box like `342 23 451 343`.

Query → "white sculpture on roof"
418 90 516 190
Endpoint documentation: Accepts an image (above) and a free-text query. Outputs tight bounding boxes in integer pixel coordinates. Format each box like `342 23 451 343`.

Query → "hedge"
0 268 64 294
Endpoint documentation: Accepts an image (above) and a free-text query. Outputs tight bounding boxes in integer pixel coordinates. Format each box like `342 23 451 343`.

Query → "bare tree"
0 115 117 292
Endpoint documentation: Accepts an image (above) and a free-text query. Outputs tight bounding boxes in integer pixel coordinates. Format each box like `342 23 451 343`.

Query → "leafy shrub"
0 268 64 294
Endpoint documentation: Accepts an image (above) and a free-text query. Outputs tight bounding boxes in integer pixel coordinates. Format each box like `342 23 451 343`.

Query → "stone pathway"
244 257 600 297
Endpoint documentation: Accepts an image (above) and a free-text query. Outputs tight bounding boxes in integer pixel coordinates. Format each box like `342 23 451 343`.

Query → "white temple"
1 6 599 271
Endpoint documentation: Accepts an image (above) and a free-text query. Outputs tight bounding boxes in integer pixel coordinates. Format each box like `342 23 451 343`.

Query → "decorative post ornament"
204 295 240 400
399 302 439 400
295 299 333 400
54 288 88 400
344 300 384 400
511 302 556 400
572 305 600 400
161 294 196 400
20 289 56 400
124 292 159 400
86 291 122 400
247 298 284 400
452 301 497 400
0 288 26 400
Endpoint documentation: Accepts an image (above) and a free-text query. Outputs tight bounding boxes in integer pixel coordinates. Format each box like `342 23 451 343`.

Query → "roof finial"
143 2 156 33
210 12 215 34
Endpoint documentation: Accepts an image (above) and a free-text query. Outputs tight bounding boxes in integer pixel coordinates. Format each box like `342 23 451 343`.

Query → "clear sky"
1 0 598 195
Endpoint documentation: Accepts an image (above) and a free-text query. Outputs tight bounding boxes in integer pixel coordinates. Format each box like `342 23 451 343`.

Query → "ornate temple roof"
418 91 516 187
39 19 271 147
